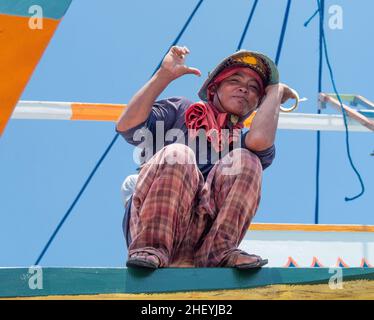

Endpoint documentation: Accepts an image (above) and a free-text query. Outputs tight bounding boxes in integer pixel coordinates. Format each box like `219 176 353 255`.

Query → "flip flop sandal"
235 258 268 269
234 252 268 269
126 253 160 269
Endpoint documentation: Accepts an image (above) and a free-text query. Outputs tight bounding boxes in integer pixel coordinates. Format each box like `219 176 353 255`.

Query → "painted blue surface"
0 0 72 19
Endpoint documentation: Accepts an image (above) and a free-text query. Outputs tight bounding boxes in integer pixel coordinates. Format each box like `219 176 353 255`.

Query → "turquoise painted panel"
359 110 374 119
0 267 374 298
0 0 72 20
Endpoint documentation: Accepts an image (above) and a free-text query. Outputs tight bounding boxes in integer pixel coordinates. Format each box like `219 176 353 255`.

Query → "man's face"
212 70 262 117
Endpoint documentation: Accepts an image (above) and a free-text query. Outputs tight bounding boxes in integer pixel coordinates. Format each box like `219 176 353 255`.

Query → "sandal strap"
129 250 163 267
219 249 262 267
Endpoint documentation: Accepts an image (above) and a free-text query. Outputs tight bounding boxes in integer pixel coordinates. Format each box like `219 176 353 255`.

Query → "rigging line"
155 0 205 74
275 0 292 66
236 0 259 51
34 134 120 265
315 0 324 224
317 0 365 201
33 0 205 266
304 8 319 27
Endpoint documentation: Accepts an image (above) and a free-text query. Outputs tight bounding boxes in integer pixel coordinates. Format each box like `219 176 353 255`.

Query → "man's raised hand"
265 83 298 104
160 46 201 80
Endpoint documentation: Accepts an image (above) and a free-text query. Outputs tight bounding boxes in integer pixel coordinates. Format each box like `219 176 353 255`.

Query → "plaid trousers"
127 143 262 267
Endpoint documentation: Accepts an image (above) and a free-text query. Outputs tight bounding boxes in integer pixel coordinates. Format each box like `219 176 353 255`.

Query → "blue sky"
0 0 373 267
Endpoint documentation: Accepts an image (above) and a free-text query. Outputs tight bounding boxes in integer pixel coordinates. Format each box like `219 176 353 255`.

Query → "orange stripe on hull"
0 14 59 135
71 103 126 121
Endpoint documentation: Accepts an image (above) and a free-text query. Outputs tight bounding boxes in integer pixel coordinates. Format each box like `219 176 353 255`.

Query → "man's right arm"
116 46 201 132
116 69 175 132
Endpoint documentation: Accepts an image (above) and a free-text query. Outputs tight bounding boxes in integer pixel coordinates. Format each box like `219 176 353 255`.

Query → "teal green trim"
327 93 356 103
358 110 374 119
0 0 72 20
353 96 374 109
327 94 374 110
0 267 374 298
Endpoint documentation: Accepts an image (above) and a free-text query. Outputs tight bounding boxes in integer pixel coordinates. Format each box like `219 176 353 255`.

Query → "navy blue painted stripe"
0 0 72 20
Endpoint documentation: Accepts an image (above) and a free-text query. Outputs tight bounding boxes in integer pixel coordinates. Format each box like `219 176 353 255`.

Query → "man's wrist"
264 85 283 103
155 68 178 82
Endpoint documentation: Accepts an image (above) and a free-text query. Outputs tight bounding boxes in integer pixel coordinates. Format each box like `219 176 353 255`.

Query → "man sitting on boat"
116 46 297 269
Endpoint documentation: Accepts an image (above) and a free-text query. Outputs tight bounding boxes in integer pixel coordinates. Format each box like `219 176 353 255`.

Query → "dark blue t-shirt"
116 96 275 179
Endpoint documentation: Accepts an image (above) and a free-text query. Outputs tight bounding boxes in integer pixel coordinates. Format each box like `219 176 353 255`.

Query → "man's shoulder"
157 96 194 110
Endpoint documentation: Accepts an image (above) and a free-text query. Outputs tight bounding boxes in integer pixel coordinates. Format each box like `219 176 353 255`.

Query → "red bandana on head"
207 66 265 101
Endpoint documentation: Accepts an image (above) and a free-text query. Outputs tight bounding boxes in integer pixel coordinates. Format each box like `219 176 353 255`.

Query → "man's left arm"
245 84 297 151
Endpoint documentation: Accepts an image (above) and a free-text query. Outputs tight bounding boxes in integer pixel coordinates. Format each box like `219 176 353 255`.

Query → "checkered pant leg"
128 144 202 267
193 148 263 267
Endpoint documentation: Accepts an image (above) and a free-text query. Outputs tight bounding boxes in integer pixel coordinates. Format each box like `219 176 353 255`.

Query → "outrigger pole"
9 98 373 133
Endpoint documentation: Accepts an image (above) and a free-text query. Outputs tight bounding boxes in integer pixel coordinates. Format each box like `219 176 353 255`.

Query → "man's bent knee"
221 148 262 176
162 143 197 166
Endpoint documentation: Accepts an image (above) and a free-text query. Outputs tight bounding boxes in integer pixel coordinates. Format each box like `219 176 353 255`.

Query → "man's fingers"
287 88 299 101
171 45 190 58
291 88 299 99
184 66 201 77
281 87 299 104
183 66 201 76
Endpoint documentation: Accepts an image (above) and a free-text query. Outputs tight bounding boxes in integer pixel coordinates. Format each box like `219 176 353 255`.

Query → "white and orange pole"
10 100 371 132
